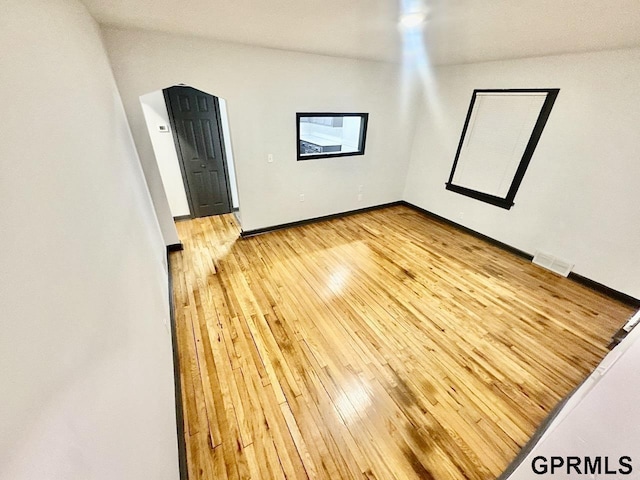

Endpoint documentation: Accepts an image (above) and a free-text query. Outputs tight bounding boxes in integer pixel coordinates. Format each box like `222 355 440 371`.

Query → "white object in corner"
623 309 640 332
532 251 574 277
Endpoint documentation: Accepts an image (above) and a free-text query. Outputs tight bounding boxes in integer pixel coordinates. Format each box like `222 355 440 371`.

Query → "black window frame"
445 88 559 210
296 112 369 161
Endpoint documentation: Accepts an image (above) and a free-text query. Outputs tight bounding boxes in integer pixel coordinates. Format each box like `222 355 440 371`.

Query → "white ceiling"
82 0 640 65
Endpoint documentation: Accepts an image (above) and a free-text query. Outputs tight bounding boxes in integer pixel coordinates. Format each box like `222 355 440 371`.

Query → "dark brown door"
165 86 232 217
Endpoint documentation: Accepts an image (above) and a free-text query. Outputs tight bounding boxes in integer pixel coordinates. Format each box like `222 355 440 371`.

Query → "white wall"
506 313 640 479
219 97 240 210
126 89 181 244
140 90 191 217
342 117 363 150
101 27 418 232
404 48 640 299
0 1 179 479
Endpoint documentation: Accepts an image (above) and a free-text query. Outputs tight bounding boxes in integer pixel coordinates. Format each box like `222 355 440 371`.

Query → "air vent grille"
532 251 574 277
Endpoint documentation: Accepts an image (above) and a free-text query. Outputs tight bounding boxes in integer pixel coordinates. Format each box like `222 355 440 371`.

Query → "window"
446 89 559 209
296 113 368 160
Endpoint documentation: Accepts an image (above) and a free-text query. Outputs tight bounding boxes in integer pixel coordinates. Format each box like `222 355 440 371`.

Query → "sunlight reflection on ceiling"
399 0 445 129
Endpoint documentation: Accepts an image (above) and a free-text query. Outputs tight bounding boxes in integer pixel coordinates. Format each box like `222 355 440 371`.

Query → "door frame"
163 86 234 219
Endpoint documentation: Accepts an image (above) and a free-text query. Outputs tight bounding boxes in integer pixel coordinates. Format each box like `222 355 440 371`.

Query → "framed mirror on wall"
296 112 369 160
446 89 559 209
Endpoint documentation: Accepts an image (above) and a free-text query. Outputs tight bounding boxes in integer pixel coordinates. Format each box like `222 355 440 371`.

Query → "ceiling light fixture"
399 11 428 29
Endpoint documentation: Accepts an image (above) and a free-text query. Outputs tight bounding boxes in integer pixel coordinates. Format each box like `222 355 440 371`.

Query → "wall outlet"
299 194 305 202
358 185 364 192
267 154 274 163
357 193 363 201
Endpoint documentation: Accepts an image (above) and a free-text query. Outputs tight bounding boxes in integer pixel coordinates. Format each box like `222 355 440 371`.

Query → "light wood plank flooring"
170 206 633 480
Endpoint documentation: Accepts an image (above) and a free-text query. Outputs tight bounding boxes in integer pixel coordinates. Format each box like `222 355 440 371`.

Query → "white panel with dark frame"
296 112 369 161
446 89 559 209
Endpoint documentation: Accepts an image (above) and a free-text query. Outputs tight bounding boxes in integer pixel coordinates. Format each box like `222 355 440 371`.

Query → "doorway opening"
140 85 240 222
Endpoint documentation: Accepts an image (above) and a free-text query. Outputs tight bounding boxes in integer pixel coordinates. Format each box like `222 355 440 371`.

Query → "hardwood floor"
170 206 633 480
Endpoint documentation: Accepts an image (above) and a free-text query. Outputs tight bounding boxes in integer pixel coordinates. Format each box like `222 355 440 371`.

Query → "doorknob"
200 164 206 168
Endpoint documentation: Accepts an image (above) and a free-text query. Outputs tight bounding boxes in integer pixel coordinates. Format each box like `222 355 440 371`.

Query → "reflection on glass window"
297 113 368 160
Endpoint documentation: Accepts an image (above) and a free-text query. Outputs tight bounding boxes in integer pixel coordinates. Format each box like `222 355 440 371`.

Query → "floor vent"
532 251 574 277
